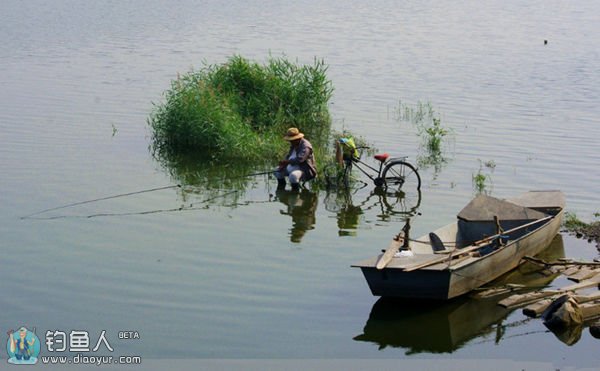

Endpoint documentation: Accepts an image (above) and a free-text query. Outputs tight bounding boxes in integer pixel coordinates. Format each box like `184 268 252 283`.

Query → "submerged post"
402 218 411 249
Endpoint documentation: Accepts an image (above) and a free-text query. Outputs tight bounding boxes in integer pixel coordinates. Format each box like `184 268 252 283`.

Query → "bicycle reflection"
325 187 422 236
275 189 318 243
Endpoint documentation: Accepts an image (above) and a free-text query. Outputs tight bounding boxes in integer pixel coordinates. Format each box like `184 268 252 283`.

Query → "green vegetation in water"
472 159 494 195
397 100 451 154
148 55 333 162
397 100 453 177
397 100 435 124
422 117 448 153
472 171 488 194
398 101 452 153
563 213 600 248
563 212 590 231
416 151 448 178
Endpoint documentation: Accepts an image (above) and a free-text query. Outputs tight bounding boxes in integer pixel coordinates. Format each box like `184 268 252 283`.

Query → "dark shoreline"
563 222 600 252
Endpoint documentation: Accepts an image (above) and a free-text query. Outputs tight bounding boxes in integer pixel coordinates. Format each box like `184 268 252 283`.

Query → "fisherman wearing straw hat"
274 127 317 191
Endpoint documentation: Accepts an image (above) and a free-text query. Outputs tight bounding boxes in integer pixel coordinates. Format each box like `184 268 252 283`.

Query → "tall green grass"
472 159 495 195
149 55 333 162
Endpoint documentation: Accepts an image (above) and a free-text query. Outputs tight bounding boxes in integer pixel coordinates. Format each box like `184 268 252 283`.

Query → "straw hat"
283 127 304 141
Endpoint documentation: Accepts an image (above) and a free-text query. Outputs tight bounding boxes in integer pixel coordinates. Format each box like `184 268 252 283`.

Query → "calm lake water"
1 0 599 368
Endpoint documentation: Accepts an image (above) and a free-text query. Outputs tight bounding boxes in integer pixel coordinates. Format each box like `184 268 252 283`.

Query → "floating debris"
493 256 600 343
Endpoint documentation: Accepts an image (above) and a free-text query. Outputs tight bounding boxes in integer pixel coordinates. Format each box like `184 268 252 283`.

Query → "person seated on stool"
274 127 317 191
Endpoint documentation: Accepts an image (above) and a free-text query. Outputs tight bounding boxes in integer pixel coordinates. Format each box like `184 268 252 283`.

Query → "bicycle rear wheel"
381 161 421 193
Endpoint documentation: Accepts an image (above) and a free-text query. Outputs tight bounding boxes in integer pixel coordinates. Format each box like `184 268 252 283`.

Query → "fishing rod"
21 169 275 219
21 184 182 219
244 170 275 177
25 190 240 220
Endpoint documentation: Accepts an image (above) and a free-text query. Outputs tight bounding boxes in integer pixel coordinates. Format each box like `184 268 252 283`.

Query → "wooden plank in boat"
385 254 445 270
354 251 475 272
351 256 380 268
457 194 547 222
506 190 565 210
352 253 444 270
400 254 451 272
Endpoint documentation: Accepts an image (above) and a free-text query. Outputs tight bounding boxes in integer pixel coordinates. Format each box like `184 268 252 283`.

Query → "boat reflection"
354 234 566 353
325 187 421 236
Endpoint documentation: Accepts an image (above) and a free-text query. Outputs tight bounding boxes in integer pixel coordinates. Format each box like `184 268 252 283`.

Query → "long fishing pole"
26 190 240 220
244 170 275 177
21 169 275 219
21 184 182 219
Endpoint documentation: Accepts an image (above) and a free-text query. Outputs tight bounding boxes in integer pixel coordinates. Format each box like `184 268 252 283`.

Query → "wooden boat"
352 190 565 300
354 235 566 353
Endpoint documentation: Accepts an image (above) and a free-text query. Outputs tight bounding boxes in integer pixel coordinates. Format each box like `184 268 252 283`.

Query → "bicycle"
332 137 422 194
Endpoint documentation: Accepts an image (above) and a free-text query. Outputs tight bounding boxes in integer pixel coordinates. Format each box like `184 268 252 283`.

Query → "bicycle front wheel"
381 161 421 193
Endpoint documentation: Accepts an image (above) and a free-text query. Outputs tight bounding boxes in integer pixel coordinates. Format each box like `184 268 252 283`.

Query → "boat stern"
353 258 452 300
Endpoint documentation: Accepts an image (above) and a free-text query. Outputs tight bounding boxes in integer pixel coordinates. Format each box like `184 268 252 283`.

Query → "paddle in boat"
352 190 565 300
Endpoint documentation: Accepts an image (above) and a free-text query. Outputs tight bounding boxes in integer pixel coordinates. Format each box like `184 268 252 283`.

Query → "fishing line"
24 190 239 220
21 168 273 220
471 328 548 346
21 184 183 220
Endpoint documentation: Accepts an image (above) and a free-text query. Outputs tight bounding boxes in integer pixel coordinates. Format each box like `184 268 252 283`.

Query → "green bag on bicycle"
339 137 359 160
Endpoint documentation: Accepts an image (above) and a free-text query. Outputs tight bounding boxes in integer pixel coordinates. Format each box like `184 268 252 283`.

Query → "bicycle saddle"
374 153 389 162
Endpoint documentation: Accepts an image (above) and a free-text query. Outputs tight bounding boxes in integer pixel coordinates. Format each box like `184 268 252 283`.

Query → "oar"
376 219 411 270
402 215 554 272
376 232 405 270
470 215 553 247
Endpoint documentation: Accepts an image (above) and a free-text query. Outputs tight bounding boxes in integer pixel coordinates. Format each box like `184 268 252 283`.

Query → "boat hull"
361 266 453 299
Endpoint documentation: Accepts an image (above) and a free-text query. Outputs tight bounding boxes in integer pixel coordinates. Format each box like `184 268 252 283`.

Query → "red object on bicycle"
374 153 389 162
